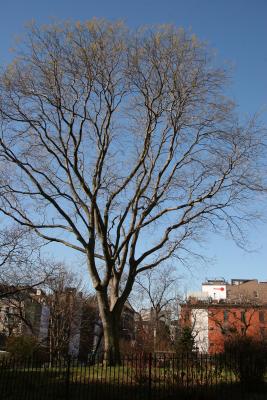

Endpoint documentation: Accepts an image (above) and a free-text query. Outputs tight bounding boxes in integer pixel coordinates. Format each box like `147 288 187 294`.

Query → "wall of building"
202 284 227 300
208 306 267 353
38 305 50 342
191 308 209 353
226 280 267 303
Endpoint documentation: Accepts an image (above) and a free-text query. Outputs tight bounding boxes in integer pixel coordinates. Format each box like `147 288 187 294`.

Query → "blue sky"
1 0 267 291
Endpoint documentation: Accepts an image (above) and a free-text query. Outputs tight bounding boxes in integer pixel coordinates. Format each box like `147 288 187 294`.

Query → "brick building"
180 278 267 353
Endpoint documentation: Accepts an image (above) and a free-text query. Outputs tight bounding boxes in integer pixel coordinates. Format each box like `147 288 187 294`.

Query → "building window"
223 311 228 322
259 311 265 323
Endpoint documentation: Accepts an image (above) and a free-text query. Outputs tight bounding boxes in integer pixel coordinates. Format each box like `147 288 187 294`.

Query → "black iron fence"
0 352 266 400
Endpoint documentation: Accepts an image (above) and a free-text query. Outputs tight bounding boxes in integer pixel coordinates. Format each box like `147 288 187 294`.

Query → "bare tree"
133 266 179 351
0 285 45 340
0 254 59 349
43 265 87 361
0 260 93 360
0 226 53 298
0 20 265 361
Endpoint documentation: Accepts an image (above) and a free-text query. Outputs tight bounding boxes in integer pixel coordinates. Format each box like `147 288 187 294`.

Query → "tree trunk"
96 291 122 365
102 312 121 364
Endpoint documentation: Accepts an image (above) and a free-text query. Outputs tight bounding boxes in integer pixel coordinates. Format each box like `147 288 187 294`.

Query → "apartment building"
180 278 267 353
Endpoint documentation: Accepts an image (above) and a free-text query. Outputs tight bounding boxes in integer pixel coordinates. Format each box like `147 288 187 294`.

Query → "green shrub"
175 326 195 353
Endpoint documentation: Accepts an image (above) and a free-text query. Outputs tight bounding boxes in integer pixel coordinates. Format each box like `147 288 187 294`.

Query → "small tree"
133 266 179 352
43 266 87 361
175 326 195 353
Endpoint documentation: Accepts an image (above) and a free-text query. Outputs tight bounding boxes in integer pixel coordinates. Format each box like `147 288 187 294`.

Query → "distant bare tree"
0 286 42 339
0 261 93 361
0 255 58 346
43 265 86 361
0 20 265 361
133 266 179 351
0 226 52 298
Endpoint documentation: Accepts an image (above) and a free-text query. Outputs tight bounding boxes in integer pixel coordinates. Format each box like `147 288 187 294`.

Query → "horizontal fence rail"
0 352 266 400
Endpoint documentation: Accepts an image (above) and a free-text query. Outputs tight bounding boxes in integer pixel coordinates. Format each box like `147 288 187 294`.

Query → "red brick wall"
208 306 267 353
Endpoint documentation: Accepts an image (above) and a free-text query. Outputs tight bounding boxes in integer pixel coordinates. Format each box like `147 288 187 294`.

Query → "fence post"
148 353 152 400
65 356 71 400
